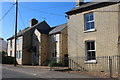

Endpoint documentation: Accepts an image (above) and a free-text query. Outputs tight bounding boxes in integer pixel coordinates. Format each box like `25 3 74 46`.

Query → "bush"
48 60 63 67
0 51 14 64
2 56 14 64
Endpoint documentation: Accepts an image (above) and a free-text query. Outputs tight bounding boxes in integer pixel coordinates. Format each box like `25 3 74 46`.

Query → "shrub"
48 60 63 67
0 51 14 64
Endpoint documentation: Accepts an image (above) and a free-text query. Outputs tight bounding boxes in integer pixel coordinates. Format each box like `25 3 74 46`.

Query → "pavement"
2 64 92 78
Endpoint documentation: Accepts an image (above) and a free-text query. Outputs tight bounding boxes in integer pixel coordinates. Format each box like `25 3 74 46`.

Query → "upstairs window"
85 41 96 61
10 40 12 48
84 12 94 31
16 39 19 44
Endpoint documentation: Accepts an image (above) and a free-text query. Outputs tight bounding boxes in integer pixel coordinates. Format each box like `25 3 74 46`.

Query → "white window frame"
16 50 22 59
10 40 12 48
16 39 19 45
85 41 96 63
10 51 12 56
84 12 95 31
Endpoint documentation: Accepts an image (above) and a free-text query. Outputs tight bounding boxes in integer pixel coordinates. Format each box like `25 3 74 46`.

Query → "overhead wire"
19 4 66 17
0 3 16 22
18 10 26 28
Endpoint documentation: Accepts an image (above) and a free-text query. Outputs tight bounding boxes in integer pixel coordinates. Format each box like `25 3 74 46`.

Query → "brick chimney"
76 0 84 7
30 18 38 27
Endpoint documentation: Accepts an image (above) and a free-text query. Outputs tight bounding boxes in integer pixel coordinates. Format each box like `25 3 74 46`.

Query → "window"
85 41 96 61
19 50 22 59
53 35 56 42
84 12 94 31
16 51 19 59
10 51 12 56
10 40 12 48
52 50 57 58
16 50 22 59
16 39 19 44
53 35 58 43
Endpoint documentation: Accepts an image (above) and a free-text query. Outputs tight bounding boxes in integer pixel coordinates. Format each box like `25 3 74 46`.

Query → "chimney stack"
0 38 4 40
30 18 38 27
76 0 84 7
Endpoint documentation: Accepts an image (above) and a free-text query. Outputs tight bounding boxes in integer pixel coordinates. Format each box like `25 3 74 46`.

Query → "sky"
1 2 75 40
1 0 91 40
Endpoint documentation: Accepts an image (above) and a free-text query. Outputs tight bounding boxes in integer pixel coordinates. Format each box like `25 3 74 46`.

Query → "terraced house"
66 0 120 75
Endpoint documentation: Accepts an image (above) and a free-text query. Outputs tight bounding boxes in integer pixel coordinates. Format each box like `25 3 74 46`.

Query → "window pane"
91 22 94 29
90 13 94 21
87 52 91 60
91 41 95 50
85 14 89 21
91 51 96 60
86 23 90 30
86 42 90 50
16 51 18 58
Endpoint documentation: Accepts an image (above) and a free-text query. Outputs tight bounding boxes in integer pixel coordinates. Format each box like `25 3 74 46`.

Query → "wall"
68 3 120 72
33 29 41 65
22 30 32 65
40 34 49 66
7 36 23 64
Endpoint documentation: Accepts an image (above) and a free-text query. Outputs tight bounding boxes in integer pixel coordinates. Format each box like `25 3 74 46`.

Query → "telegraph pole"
14 0 18 66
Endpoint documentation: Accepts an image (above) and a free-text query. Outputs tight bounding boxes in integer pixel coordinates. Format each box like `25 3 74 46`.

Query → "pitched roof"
66 2 119 15
7 21 50 40
7 27 29 40
49 23 67 35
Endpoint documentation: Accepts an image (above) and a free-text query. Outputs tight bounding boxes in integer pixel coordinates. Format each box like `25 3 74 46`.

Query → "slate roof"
66 1 120 15
49 23 67 35
7 21 50 40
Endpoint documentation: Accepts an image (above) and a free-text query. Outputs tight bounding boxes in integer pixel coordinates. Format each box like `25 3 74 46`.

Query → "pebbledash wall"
67 3 120 74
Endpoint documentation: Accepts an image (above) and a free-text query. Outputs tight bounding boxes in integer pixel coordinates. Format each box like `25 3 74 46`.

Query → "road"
2 64 119 80
2 68 38 78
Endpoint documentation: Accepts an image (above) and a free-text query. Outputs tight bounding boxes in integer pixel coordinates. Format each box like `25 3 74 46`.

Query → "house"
66 0 120 74
48 23 68 66
0 38 7 52
7 18 51 65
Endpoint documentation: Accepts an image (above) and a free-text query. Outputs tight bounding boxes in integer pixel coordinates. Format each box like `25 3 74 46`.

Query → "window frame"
16 50 22 59
85 40 96 63
10 51 12 56
84 12 95 32
10 40 12 48
52 50 57 58
16 38 19 45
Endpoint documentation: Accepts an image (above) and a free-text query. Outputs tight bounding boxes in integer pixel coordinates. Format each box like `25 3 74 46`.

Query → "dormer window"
84 12 95 31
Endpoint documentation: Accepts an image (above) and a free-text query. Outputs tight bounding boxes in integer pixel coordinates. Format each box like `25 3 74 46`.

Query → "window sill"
84 60 97 64
84 29 96 33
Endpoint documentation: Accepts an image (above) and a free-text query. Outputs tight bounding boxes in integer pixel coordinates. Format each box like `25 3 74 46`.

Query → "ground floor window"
10 51 12 56
52 50 57 58
16 50 22 59
85 41 96 61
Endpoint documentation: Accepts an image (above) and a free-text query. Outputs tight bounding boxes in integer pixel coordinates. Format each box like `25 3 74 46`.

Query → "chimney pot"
76 0 84 7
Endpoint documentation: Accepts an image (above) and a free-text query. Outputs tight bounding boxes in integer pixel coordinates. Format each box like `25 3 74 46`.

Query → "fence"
49 55 120 78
